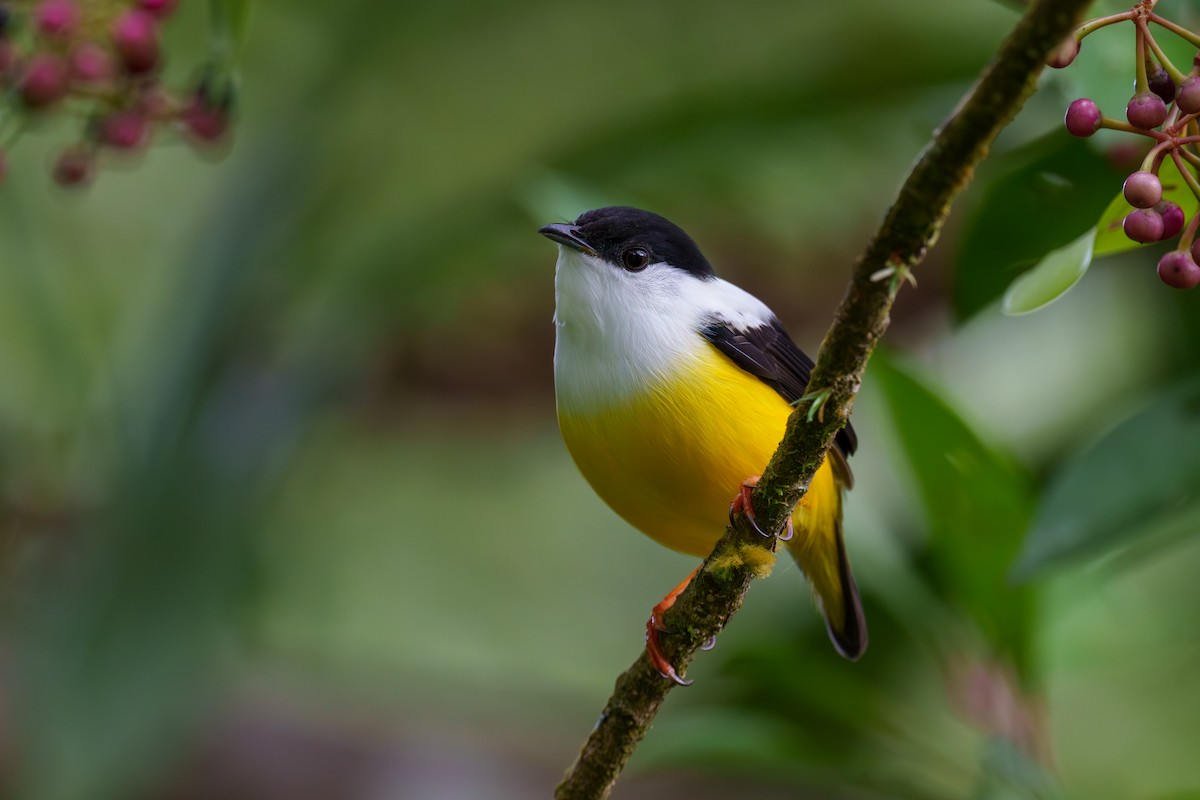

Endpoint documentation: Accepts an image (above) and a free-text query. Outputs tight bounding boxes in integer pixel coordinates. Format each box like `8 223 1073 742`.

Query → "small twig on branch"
554 1 1092 797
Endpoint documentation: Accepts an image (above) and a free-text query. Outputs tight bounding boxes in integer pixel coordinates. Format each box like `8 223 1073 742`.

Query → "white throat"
552 246 773 412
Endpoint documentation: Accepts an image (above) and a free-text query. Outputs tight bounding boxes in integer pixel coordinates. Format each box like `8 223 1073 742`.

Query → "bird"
539 206 866 684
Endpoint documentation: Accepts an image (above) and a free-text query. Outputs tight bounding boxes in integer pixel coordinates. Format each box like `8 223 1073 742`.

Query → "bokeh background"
2 0 1200 798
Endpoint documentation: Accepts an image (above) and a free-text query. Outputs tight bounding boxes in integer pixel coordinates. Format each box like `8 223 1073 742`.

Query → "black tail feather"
826 532 867 660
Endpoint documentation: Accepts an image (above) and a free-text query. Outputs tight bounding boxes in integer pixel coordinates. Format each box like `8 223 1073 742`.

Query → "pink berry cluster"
0 0 233 187
1053 1 1200 289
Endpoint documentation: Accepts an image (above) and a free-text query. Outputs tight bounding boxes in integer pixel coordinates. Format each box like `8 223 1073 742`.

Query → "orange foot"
645 566 700 686
728 475 794 542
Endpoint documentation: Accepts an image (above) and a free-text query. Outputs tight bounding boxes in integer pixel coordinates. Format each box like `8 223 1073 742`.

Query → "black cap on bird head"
541 206 717 279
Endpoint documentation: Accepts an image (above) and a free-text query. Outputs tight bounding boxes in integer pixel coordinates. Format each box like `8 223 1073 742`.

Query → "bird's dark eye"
622 246 650 271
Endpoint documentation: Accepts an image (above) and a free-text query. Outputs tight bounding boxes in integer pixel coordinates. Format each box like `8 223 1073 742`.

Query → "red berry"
1065 98 1102 137
137 0 177 18
1124 208 1164 243
1123 171 1163 209
52 147 94 186
111 10 159 74
35 0 78 39
1156 202 1185 240
19 53 69 107
1127 92 1168 129
1190 237 1200 265
101 110 148 150
68 42 115 83
1047 37 1079 69
1178 76 1200 115
1158 251 1200 289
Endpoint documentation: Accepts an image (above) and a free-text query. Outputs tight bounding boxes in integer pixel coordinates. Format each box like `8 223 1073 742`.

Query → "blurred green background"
2 0 1200 798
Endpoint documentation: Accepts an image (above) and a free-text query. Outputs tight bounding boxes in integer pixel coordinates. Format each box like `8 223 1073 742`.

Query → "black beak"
538 223 597 256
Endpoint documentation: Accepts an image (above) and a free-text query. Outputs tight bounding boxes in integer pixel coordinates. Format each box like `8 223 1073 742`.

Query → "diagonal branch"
554 1 1092 797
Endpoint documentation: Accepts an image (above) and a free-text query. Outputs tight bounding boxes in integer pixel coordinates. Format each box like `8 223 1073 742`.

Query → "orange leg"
729 475 793 542
646 566 701 686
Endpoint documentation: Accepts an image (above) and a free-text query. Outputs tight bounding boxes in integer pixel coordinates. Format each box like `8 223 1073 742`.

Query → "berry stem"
1170 149 1200 202
1149 13 1200 49
1138 20 1187 84
1135 23 1150 94
1162 101 1182 132
1100 116 1169 138
1141 139 1174 172
1177 147 1200 171
1076 10 1135 39
1173 113 1200 132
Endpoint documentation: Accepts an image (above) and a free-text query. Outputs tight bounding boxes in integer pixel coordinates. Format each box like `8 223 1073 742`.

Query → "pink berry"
1123 171 1163 209
35 0 78 39
1047 37 1079 69
111 10 159 74
52 147 94 186
1156 202 1185 240
19 53 69 107
137 0 177 18
1124 208 1164 243
1178 76 1200 115
1158 251 1200 289
68 42 115 83
1148 65 1176 104
181 92 231 142
1190 237 1200 265
101 111 148 150
1065 98 1102 137
1127 92 1168 129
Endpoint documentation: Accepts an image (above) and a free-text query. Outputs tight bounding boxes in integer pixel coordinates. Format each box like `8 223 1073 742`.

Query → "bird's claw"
644 566 700 686
645 618 692 686
729 476 792 541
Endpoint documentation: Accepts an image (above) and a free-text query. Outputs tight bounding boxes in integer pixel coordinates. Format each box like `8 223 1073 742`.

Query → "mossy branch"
554 1 1091 797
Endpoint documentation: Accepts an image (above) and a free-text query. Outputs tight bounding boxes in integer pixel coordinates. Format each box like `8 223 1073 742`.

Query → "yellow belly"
558 343 840 558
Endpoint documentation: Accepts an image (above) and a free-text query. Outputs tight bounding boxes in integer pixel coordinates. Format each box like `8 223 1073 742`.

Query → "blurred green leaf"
973 737 1063 800
209 0 254 63
1012 377 1200 579
1001 227 1094 315
11 154 304 800
954 131 1120 320
1093 156 1200 257
871 351 1038 671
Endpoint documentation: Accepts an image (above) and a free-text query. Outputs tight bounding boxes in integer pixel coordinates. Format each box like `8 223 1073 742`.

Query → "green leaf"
1094 156 1200 257
11 165 300 800
1012 378 1200 579
209 0 255 63
954 130 1122 321
1001 227 1094 315
871 352 1038 670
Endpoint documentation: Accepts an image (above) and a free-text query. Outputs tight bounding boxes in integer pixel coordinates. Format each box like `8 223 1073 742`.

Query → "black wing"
699 316 858 463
